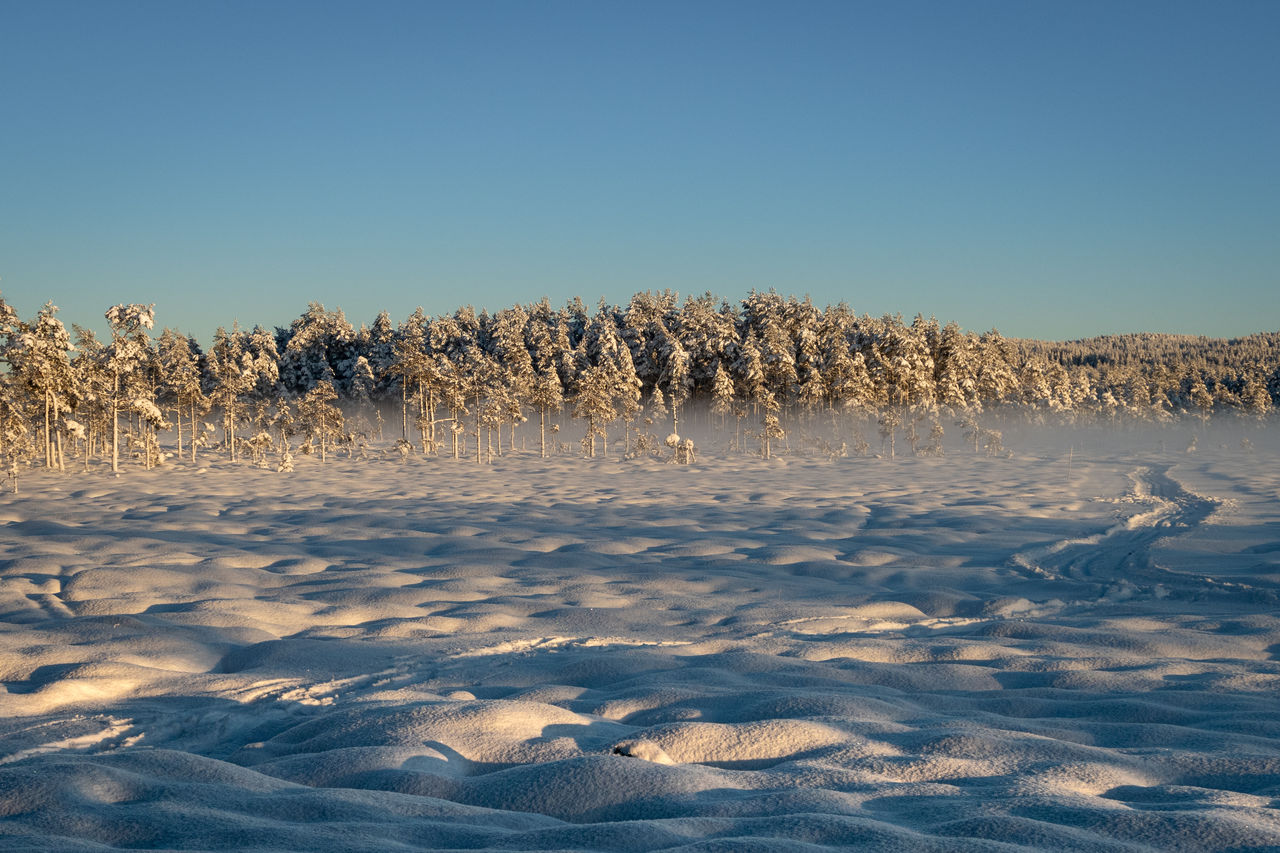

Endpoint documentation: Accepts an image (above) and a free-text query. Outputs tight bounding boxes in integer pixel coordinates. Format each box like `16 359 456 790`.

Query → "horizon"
3 1 1278 346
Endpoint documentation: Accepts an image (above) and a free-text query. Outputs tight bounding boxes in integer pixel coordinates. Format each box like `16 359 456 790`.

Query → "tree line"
1 289 1275 488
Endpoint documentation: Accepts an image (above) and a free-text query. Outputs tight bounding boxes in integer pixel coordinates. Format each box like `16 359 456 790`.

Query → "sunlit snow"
2 423 1279 851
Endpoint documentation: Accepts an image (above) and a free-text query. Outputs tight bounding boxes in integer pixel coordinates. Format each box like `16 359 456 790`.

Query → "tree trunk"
427 390 436 455
111 372 120 474
44 392 52 467
540 408 547 458
475 409 482 465
400 381 408 440
418 381 428 454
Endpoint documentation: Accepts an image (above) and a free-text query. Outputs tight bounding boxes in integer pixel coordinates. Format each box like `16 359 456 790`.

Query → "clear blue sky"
2 0 1277 346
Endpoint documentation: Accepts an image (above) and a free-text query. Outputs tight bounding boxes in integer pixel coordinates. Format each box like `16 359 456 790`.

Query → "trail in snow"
1011 461 1280 610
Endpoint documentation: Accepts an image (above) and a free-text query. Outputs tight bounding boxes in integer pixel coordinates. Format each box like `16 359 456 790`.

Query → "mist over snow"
2 420 1280 851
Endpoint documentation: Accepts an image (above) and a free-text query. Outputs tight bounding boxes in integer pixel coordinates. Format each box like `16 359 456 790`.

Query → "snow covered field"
2 425 1279 851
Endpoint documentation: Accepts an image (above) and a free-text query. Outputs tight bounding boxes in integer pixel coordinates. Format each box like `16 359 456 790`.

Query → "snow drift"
2 429 1279 850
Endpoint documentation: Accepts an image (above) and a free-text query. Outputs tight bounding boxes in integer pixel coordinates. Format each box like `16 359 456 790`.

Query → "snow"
2 425 1280 850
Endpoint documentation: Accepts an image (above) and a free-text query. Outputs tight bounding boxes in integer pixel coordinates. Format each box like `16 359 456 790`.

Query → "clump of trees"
0 289 1275 486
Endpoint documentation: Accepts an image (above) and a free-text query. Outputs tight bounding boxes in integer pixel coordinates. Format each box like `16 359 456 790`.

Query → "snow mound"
3 441 1280 850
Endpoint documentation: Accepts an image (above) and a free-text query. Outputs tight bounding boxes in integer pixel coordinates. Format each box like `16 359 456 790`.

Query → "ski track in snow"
1 433 1280 851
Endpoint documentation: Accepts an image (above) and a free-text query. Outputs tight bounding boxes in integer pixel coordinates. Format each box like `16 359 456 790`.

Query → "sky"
2 0 1278 346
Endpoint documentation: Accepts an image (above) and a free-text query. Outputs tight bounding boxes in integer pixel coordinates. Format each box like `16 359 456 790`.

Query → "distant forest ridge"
1 290 1276 478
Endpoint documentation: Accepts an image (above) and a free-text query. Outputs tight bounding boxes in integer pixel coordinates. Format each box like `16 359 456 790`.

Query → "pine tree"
934 322 978 413
732 331 766 415
349 355 376 406
206 325 258 461
0 295 34 487
658 333 692 434
69 326 111 464
156 329 208 462
132 397 170 468
10 303 75 471
710 360 736 431
645 385 668 433
1241 376 1272 422
573 365 617 458
298 379 344 462
245 325 282 401
105 304 156 473
759 388 785 459
0 387 33 493
528 368 563 458
974 330 1018 409
390 310 431 446
278 302 356 395
365 310 397 404
487 306 534 453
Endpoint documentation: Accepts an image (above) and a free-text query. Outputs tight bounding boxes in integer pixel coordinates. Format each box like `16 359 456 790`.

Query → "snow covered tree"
710 360 736 430
933 322 978 413
613 340 644 457
678 292 737 395
349 355 376 407
0 295 35 487
973 330 1018 409
572 304 636 456
363 309 398 404
0 292 18 354
528 367 563 458
206 325 257 461
297 379 343 462
573 365 617 458
389 309 432 446
156 329 208 462
105 303 156 473
741 290 799 405
659 334 692 435
68 326 111 463
487 306 535 453
524 299 561 375
277 303 357 396
731 331 766 413
10 303 76 471
867 315 936 456
0 388 33 493
787 296 825 416
132 397 170 468
758 388 785 459
1241 376 1272 422
644 384 668 435
1185 376 1214 424
244 325 281 401
436 355 470 460
620 290 677 388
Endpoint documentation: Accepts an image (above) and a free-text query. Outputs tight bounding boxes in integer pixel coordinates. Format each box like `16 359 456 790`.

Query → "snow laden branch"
0 290 1276 477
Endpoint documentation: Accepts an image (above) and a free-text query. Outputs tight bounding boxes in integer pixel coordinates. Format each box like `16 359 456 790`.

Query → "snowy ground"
2 424 1280 851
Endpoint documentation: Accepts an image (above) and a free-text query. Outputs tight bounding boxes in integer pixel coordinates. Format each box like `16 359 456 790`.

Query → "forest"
1 289 1276 486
